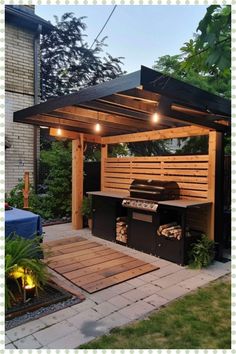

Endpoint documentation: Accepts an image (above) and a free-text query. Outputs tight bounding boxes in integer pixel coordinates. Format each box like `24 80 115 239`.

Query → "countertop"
87 192 211 208
87 191 129 199
158 200 212 208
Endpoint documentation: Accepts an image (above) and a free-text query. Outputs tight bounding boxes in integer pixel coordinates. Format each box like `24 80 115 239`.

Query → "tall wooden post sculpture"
23 171 29 209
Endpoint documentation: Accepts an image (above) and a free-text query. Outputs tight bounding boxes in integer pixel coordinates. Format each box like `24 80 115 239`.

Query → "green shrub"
6 181 37 210
81 196 92 218
6 140 72 220
5 235 48 309
5 182 54 220
188 234 215 269
40 140 72 218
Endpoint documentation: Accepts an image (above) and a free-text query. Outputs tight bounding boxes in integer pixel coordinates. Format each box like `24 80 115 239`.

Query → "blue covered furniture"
5 207 42 239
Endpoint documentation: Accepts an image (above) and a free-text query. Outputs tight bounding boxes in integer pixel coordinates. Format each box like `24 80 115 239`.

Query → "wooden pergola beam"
98 94 158 113
101 125 210 144
19 114 130 135
80 99 227 132
50 128 101 144
48 111 136 133
53 106 149 131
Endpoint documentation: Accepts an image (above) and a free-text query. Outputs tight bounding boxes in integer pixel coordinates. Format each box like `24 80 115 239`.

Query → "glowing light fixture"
57 127 62 136
94 112 102 133
57 119 62 136
95 122 101 132
152 112 159 123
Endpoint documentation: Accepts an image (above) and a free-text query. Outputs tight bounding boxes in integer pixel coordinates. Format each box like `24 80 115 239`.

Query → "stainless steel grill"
122 179 179 212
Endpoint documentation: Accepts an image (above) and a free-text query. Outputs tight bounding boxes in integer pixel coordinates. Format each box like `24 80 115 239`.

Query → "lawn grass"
80 278 231 349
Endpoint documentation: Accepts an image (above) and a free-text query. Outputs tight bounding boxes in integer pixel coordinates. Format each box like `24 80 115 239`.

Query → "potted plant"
81 195 93 230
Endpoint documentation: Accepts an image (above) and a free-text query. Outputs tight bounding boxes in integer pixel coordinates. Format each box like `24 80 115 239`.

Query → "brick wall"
5 92 40 192
5 12 39 192
5 23 35 95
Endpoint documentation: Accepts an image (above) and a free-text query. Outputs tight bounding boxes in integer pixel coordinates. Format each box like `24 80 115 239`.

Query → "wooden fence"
103 155 209 201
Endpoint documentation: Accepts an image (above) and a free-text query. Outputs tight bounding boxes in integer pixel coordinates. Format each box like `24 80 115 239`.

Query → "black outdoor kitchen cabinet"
91 193 127 242
156 206 184 264
156 203 205 265
127 209 157 255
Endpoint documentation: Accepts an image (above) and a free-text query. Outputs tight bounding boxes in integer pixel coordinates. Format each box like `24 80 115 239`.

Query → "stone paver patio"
5 223 231 349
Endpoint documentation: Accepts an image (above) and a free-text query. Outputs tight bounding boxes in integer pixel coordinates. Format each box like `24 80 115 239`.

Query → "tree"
41 13 125 100
195 5 230 71
154 6 231 99
153 5 231 154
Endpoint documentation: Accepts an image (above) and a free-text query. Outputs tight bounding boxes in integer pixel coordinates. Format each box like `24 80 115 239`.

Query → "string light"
152 112 159 123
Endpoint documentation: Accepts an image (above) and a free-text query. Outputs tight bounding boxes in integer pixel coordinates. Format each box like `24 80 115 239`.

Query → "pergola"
14 66 231 246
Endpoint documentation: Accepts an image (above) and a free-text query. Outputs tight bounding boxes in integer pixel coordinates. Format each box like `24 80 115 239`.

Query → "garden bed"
42 217 71 227
6 281 82 330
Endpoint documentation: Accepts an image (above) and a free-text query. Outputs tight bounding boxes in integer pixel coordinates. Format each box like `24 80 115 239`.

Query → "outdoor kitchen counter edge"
158 200 212 208
87 191 129 199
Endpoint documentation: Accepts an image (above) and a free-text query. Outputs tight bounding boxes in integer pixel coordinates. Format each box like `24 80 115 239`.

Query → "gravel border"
6 296 82 330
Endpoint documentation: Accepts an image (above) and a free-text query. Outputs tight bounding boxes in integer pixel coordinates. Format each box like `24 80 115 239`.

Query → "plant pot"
88 218 92 230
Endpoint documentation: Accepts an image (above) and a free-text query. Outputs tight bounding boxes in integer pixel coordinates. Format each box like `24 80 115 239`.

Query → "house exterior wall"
5 7 40 192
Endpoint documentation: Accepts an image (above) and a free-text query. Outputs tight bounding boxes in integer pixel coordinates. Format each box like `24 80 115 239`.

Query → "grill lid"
129 179 180 201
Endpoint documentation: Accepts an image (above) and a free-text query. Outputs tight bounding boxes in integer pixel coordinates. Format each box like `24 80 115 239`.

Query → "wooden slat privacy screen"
103 155 210 201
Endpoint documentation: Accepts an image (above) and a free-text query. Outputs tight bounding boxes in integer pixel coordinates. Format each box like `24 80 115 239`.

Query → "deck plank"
74 259 145 286
44 237 159 293
48 248 118 269
85 263 157 293
55 251 127 274
44 238 97 253
65 255 133 280
46 245 107 262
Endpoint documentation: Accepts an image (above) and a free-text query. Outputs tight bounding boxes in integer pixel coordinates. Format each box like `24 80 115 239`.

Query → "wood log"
158 222 177 233
162 225 181 232
116 221 127 227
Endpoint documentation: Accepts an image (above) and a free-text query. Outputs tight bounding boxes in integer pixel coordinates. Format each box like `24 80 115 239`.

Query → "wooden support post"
101 144 107 191
214 132 224 258
23 171 29 209
72 135 84 229
208 131 224 247
208 131 217 240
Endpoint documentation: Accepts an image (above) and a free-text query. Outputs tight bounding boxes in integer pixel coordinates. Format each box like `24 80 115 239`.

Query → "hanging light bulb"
94 112 102 132
152 112 159 123
57 119 62 136
95 122 101 132
57 127 62 136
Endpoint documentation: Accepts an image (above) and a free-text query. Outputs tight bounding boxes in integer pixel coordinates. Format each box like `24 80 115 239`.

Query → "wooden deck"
44 236 159 293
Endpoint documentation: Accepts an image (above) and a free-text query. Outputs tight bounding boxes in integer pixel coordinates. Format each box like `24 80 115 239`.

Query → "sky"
36 5 208 74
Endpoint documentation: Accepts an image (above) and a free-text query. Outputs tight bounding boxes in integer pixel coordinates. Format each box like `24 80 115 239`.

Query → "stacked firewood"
116 217 128 244
157 222 182 240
